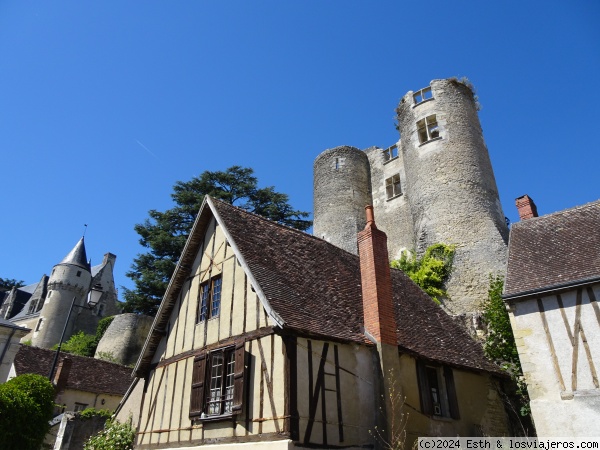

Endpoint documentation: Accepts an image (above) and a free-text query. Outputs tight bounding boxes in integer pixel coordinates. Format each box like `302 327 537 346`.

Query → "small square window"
198 276 222 323
413 87 433 104
385 174 401 199
382 145 398 162
417 115 440 144
76 271 82 277
74 403 88 412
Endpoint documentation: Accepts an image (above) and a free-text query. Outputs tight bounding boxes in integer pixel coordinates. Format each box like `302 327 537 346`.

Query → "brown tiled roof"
212 199 500 374
505 200 600 298
14 345 132 396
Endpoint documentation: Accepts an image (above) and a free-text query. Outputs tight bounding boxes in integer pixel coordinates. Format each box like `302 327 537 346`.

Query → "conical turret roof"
58 237 91 271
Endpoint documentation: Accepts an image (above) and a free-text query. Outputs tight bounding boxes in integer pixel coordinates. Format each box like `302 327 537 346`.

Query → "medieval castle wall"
314 78 508 315
95 313 153 366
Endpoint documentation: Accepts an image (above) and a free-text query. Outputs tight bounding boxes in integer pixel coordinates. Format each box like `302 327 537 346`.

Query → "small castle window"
413 87 433 105
382 145 398 163
35 318 43 331
417 115 440 144
385 174 401 199
76 271 82 277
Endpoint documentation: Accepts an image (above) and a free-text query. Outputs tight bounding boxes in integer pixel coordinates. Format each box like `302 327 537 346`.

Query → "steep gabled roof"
505 200 600 298
135 197 500 376
14 345 132 396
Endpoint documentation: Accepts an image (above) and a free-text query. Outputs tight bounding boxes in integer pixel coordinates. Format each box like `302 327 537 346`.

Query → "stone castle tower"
314 78 508 315
3 237 121 348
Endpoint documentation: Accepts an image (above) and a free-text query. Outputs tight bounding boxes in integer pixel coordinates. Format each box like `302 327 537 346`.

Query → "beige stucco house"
0 318 30 382
504 196 600 437
116 197 511 449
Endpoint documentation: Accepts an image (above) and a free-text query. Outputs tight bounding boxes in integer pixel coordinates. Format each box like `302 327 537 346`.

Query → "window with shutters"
189 342 246 420
416 360 460 419
197 275 222 323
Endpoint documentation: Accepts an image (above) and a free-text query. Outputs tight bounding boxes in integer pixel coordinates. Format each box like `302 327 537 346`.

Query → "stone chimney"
102 252 117 266
357 206 398 345
516 195 538 220
53 357 72 391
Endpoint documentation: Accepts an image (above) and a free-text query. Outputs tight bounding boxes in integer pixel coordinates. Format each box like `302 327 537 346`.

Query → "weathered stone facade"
95 313 153 366
314 78 508 315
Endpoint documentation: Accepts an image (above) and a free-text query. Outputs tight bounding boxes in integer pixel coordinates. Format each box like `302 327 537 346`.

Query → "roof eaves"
133 196 211 378
503 275 600 301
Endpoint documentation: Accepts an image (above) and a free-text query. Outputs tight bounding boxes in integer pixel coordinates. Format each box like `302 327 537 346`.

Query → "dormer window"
413 87 433 105
417 115 440 144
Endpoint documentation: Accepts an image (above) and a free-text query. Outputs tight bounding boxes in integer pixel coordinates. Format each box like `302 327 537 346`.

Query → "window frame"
385 174 402 200
416 114 440 144
416 360 460 420
197 275 223 323
189 342 246 421
382 145 398 163
413 86 433 105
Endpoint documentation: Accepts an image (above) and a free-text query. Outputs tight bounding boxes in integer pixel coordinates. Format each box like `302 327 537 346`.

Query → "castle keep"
314 78 509 315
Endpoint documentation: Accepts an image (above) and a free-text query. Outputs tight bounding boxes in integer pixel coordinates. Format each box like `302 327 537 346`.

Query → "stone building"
115 197 510 449
0 237 121 348
314 78 508 315
504 196 600 437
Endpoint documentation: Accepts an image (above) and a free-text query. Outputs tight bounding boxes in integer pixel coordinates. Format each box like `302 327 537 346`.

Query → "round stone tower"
313 146 371 254
32 237 92 348
396 78 508 314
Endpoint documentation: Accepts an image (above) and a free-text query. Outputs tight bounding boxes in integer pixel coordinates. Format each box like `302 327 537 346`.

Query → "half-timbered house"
116 197 510 449
504 196 600 437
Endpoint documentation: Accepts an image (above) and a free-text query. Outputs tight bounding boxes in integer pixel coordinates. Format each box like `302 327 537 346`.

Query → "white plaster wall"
509 283 600 437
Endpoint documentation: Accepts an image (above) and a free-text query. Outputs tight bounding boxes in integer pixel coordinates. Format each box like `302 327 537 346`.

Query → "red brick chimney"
516 195 538 220
53 357 72 391
357 206 398 346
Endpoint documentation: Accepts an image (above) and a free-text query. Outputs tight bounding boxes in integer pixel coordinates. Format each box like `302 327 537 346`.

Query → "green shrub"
482 275 530 416
54 331 97 357
83 418 135 450
0 374 55 450
95 316 114 342
391 243 455 304
80 408 113 420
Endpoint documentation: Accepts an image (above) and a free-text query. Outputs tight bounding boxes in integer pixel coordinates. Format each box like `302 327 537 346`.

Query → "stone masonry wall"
313 146 372 255
95 313 153 366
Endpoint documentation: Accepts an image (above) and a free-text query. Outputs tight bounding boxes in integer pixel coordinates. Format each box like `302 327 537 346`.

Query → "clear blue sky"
1 1 599 300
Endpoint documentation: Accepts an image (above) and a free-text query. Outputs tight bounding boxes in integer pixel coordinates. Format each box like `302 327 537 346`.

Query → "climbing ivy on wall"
482 276 531 417
390 243 455 304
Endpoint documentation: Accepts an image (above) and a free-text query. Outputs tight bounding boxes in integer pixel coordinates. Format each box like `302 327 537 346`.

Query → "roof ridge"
512 198 600 227
209 196 360 256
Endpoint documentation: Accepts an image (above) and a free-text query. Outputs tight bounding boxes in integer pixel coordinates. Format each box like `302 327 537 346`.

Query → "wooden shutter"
444 366 460 419
189 352 207 418
232 341 246 413
416 360 433 415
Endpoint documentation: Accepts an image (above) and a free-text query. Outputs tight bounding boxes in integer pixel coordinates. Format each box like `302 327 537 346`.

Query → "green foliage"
481 276 530 417
83 418 135 450
80 408 113 420
54 331 97 357
95 351 119 364
123 165 312 316
0 277 25 291
0 374 55 450
54 317 115 357
22 339 32 346
95 316 114 342
390 244 455 304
